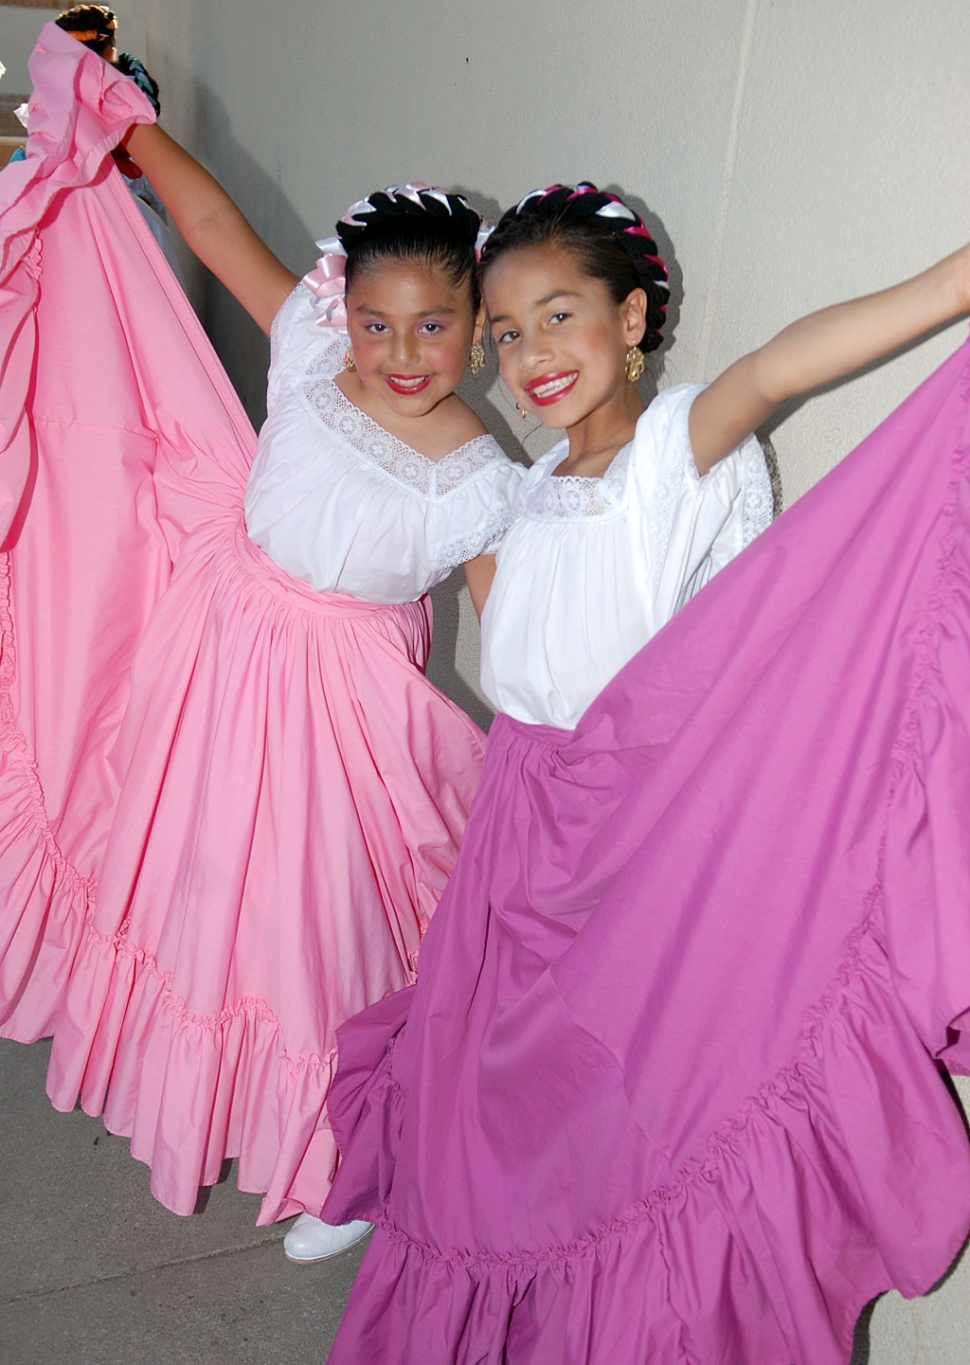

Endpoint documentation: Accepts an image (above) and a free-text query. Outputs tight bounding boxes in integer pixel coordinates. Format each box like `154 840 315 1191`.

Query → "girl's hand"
124 124 297 335
689 240 970 476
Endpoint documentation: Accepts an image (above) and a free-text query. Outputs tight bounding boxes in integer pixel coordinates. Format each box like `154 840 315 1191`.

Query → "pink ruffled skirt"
43 509 484 1222
0 30 485 1224
44 509 484 1222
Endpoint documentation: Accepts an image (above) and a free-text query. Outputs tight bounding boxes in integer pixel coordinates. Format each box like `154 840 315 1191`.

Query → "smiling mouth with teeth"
384 374 433 394
525 372 579 405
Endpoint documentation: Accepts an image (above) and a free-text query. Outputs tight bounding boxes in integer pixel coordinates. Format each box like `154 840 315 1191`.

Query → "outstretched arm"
125 123 298 335
689 244 970 476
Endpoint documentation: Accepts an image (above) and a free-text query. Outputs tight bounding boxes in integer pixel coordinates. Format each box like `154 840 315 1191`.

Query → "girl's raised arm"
125 123 298 335
689 243 970 476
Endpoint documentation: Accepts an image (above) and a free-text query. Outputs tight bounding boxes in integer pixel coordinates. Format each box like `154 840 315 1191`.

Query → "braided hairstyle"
337 185 484 314
114 53 161 117
55 5 118 59
480 182 669 354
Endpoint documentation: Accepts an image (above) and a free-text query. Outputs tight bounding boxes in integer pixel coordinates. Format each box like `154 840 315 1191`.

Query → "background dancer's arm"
689 243 970 476
125 124 297 334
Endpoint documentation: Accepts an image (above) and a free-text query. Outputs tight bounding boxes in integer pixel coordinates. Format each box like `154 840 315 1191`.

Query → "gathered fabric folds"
2 25 485 1223
0 27 234 1039
323 337 970 1362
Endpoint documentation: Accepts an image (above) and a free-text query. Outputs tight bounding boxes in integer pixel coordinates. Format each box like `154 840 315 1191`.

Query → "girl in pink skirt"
1 26 521 1260
322 185 970 1360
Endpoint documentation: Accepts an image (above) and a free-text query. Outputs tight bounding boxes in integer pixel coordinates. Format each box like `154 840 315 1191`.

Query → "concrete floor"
0 1038 364 1365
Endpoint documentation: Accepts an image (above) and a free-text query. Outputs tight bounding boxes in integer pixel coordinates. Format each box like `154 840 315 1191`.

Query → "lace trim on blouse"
300 375 500 497
650 427 775 592
267 285 344 409
269 283 303 356
305 334 345 379
436 505 518 575
647 418 698 593
740 440 776 546
522 443 633 522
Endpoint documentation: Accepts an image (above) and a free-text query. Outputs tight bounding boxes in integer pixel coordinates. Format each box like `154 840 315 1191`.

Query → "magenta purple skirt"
324 339 970 1363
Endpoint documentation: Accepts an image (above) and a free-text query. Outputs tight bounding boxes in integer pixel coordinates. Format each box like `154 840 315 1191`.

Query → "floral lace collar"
301 374 499 497
522 440 634 521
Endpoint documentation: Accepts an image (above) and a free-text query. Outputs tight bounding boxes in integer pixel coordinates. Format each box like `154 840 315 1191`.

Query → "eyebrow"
489 289 584 326
353 305 460 318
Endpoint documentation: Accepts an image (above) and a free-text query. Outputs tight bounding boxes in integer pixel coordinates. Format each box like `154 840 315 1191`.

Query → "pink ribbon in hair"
302 236 348 330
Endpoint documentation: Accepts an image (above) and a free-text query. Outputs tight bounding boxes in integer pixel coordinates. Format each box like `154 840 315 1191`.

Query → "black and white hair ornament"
506 182 668 291
304 183 491 330
336 183 490 257
483 181 669 352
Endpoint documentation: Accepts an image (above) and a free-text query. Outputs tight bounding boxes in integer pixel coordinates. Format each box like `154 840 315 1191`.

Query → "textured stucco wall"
11 2 970 1355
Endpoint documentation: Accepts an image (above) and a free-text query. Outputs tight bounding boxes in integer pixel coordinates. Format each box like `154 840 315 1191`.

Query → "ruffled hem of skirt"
47 914 354 1224
324 927 970 1364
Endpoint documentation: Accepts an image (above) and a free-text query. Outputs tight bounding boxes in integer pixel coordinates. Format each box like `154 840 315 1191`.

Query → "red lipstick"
523 371 579 406
384 374 432 395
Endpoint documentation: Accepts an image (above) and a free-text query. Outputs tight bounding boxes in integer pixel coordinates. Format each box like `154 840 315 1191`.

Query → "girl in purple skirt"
323 184 970 1363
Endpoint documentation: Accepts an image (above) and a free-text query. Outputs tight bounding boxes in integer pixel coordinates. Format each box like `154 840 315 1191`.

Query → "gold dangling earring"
343 347 356 372
468 342 486 375
624 346 645 384
516 402 527 419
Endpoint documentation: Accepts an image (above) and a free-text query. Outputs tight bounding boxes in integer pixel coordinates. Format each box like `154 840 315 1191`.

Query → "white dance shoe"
283 1213 373 1263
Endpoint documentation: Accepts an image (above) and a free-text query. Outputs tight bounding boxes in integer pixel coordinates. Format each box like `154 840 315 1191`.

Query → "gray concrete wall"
0 6 61 94
7 1 970 1355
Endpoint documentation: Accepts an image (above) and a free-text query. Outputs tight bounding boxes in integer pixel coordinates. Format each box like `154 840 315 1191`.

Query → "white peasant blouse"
480 384 773 729
245 285 525 604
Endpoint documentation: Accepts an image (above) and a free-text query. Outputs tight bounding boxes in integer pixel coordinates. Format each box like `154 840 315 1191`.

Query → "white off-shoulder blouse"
480 384 773 729
245 286 524 604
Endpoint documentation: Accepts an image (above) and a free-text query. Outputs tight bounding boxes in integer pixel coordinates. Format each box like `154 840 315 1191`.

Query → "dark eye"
365 322 388 334
495 328 519 345
419 322 443 335
549 312 570 325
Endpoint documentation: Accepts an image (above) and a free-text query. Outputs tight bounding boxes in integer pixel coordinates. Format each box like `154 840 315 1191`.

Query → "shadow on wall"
619 186 685 386
165 69 314 428
426 574 493 731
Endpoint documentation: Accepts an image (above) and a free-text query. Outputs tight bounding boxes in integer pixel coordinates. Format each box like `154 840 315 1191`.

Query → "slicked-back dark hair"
337 187 483 315
480 183 668 353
